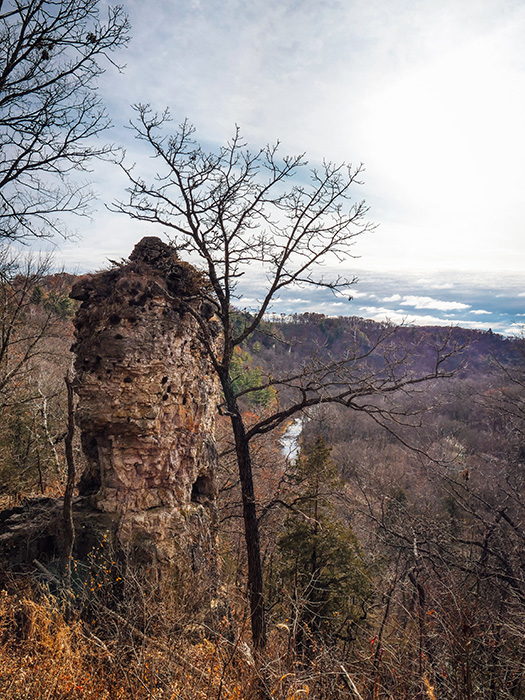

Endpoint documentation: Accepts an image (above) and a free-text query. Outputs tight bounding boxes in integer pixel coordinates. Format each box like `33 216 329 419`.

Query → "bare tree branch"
0 0 129 241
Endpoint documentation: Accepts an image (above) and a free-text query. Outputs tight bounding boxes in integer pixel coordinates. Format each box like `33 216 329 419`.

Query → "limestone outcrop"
69 237 220 577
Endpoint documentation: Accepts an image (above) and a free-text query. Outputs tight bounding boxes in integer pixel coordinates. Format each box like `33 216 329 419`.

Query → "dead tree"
113 109 460 652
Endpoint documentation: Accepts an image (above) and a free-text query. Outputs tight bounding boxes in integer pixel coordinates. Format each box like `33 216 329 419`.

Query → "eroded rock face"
70 237 220 575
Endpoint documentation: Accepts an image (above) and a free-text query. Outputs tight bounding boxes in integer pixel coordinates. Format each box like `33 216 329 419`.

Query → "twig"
340 665 364 700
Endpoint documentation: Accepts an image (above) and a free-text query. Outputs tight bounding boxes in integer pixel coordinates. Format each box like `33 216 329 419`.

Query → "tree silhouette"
114 109 459 652
0 0 129 242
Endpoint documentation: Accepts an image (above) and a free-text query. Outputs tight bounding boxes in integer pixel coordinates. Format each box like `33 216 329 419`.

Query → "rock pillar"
70 237 220 577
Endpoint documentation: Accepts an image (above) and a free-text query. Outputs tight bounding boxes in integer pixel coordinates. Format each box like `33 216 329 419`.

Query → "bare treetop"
0 0 129 241
114 106 375 345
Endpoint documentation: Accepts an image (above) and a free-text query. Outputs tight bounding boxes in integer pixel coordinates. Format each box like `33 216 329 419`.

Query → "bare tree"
0 247 56 405
113 107 459 652
0 0 129 242
0 247 76 499
61 371 75 583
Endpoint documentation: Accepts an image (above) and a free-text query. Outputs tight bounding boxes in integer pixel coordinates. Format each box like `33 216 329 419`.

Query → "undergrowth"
0 585 346 700
0 586 260 700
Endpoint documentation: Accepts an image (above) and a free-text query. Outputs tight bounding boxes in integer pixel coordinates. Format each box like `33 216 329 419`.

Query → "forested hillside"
289 319 524 694
1 268 524 698
241 311 519 376
232 311 525 699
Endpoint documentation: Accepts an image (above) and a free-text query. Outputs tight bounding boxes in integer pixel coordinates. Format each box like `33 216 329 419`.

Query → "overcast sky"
51 0 525 333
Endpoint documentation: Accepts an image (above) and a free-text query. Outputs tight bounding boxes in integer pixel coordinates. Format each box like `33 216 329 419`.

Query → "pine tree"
274 437 371 654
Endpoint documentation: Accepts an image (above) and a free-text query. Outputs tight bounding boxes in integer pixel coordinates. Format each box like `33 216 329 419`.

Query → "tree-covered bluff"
236 309 519 378
1 256 524 698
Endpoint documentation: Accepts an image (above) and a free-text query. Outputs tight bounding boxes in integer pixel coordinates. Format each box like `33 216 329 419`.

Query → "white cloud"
470 309 491 315
503 322 524 336
382 293 402 302
458 320 497 330
40 0 525 282
360 306 456 327
358 305 502 332
288 300 347 315
416 279 455 289
398 296 470 311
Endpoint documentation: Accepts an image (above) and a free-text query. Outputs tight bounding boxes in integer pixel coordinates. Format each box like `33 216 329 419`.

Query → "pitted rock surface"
70 237 220 573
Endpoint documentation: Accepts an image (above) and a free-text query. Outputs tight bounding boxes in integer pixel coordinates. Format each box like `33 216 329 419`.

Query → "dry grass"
0 587 261 700
0 584 363 700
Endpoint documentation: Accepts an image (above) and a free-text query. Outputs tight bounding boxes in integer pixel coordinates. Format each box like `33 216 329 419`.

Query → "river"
279 417 303 461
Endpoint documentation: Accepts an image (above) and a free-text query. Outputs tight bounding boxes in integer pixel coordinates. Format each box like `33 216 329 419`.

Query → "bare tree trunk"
231 413 267 650
371 577 397 699
222 378 267 651
62 373 76 584
39 386 64 491
409 568 427 700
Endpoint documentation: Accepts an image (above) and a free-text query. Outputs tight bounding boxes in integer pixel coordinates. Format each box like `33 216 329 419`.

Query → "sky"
48 0 525 335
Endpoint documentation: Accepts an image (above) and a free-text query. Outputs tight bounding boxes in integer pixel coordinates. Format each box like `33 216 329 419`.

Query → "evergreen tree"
274 437 371 653
230 347 276 409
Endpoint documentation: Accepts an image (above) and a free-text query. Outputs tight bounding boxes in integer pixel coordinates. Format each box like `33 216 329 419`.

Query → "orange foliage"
0 586 356 700
0 589 261 700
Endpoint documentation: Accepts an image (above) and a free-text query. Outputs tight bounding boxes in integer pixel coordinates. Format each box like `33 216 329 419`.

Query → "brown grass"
0 587 261 700
0 584 364 700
